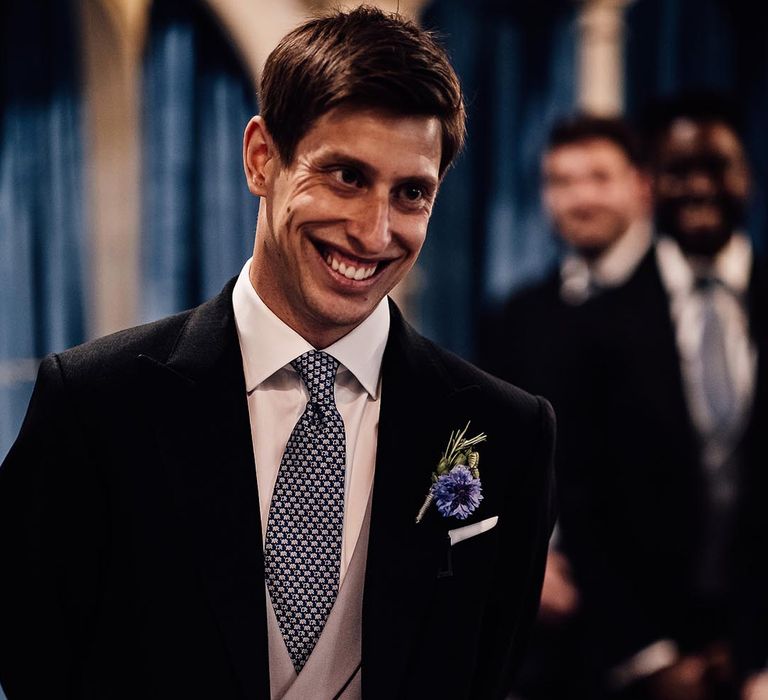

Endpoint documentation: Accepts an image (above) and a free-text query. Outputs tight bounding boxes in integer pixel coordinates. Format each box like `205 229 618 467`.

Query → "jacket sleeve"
0 355 107 700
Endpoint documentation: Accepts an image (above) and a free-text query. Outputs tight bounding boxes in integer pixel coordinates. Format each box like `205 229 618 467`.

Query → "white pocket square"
448 515 499 546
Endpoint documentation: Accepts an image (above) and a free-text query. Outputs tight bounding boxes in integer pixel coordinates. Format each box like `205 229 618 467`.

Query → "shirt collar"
232 258 389 399
656 232 752 299
560 218 653 304
590 218 653 288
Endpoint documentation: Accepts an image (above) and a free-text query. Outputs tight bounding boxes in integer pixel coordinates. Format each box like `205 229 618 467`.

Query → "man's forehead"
544 138 632 171
661 118 744 160
301 106 442 177
312 105 441 140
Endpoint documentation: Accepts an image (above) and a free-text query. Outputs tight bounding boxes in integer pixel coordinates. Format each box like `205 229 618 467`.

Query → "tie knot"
291 350 339 405
694 274 724 292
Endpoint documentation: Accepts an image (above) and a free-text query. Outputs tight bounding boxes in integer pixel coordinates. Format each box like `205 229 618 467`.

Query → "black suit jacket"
0 280 555 700
479 269 602 697
479 267 594 421
555 248 768 674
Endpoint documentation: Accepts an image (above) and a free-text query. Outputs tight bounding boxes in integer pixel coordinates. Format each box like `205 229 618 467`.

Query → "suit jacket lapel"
609 250 697 441
362 303 481 698
138 281 270 700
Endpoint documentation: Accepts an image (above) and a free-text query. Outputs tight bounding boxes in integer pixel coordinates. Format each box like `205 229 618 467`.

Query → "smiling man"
243 106 440 349
0 8 555 700
552 95 768 700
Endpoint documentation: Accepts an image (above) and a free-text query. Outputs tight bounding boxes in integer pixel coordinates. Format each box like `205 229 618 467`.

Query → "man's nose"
346 190 391 253
569 178 601 204
685 169 718 197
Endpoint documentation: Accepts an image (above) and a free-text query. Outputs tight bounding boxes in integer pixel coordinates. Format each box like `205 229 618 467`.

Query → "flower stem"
415 492 434 524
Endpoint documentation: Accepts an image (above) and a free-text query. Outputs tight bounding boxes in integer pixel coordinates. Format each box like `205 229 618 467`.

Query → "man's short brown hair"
259 5 465 177
547 114 645 168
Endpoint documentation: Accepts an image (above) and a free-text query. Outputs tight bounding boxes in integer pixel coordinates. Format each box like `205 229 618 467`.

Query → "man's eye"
333 167 363 188
398 184 427 204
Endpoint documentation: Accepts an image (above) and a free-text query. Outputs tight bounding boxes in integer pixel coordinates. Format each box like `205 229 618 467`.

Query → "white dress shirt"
231 259 389 585
657 233 756 458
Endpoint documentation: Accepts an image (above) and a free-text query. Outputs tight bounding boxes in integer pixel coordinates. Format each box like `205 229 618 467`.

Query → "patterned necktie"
264 350 347 672
697 277 738 437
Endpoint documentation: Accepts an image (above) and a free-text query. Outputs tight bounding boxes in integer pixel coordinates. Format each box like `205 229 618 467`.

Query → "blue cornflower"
431 465 483 520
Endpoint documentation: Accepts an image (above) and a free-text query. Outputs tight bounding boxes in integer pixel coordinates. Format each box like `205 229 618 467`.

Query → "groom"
0 7 555 700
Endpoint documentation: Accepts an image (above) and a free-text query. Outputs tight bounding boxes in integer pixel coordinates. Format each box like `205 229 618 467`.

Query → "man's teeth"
326 254 377 280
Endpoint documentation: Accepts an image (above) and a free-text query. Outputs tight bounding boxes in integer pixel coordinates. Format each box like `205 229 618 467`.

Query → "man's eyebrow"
316 151 439 190
315 151 377 177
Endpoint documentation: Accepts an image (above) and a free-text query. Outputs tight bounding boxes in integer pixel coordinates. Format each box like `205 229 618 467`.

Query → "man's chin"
304 297 384 344
562 223 625 256
671 227 733 258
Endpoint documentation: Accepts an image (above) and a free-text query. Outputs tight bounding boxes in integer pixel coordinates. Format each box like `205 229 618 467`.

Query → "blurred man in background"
557 94 767 700
481 115 652 699
482 115 651 396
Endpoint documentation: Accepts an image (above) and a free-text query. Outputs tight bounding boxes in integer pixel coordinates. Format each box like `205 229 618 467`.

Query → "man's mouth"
318 245 383 281
678 201 721 230
570 206 607 221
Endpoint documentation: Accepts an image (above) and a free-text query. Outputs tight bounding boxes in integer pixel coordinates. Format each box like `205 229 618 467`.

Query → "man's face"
245 106 441 348
654 119 749 258
542 138 648 257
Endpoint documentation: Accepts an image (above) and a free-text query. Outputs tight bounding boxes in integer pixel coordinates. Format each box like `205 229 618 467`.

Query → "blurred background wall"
1 0 766 467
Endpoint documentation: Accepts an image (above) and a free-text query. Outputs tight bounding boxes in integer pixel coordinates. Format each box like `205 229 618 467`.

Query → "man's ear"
243 115 276 197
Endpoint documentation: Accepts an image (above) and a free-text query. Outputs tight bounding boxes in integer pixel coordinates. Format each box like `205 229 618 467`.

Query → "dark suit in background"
483 272 593 700
556 247 768 695
484 269 580 403
497 96 766 699
480 115 652 700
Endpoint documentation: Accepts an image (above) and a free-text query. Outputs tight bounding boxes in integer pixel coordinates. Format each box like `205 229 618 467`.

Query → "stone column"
79 0 151 337
577 0 634 116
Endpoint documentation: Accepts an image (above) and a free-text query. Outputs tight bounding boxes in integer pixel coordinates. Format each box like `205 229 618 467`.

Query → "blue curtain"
140 0 259 322
417 0 577 360
0 0 87 467
624 0 768 254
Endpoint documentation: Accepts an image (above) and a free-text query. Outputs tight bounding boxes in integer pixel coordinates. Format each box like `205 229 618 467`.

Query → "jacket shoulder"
52 309 194 386
501 269 561 317
51 278 238 387
406 320 551 428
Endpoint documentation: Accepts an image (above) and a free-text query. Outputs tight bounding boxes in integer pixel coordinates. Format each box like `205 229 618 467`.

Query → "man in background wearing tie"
557 94 767 699
481 115 652 396
482 115 651 700
0 7 555 700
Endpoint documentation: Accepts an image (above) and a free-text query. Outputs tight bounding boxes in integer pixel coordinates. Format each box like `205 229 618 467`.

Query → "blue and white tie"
264 350 346 672
697 277 737 437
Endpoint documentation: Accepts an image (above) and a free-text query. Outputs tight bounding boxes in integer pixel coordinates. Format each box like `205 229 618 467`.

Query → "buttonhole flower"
415 422 487 523
432 466 483 519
